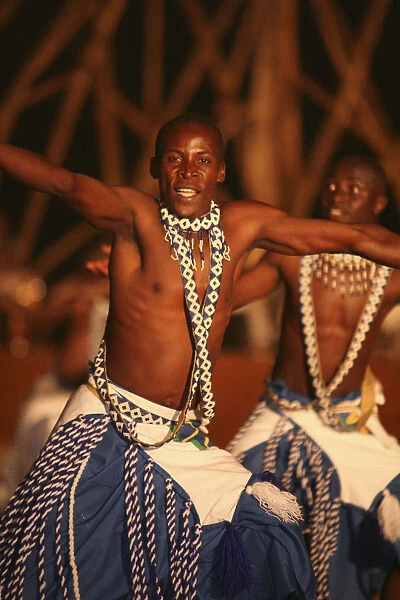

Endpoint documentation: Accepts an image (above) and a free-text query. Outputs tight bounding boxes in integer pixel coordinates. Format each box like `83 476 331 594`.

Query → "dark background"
1 0 400 281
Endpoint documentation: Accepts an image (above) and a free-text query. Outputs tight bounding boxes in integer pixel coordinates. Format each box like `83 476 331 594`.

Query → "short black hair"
331 154 388 195
154 113 225 160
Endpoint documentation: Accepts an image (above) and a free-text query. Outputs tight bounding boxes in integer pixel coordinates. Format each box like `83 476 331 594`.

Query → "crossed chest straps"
91 200 230 447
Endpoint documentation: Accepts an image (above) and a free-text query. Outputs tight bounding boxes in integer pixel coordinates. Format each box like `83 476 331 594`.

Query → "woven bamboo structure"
0 0 398 274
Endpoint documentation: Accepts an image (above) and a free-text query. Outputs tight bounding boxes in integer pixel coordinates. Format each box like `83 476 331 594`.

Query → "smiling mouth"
329 208 343 216
175 187 200 199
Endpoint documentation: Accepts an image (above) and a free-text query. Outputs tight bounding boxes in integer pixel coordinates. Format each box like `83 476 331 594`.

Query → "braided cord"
68 453 92 600
186 522 202 599
1 420 85 596
262 415 288 472
124 451 201 599
226 401 265 453
143 460 164 600
0 416 108 599
262 417 340 600
1 415 204 599
173 501 192 599
165 478 179 594
124 444 148 600
55 481 74 598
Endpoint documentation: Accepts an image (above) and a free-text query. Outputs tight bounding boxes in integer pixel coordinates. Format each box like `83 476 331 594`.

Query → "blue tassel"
260 469 286 491
220 523 252 597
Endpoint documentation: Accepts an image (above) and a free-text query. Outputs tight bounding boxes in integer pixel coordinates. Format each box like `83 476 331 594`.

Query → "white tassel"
246 482 303 524
378 488 400 542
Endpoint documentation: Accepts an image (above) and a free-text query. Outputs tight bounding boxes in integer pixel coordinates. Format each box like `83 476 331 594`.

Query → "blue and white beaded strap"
165 225 217 422
161 200 221 232
91 200 229 444
159 201 230 425
91 339 195 447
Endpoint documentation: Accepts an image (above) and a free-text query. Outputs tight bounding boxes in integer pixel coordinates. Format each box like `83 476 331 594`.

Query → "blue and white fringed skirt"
228 380 400 600
0 382 315 599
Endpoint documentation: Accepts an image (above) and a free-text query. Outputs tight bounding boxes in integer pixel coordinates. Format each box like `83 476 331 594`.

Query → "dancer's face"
322 161 387 224
151 122 225 219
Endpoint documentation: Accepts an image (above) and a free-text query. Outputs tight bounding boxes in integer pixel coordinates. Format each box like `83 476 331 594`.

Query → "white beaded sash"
299 255 391 430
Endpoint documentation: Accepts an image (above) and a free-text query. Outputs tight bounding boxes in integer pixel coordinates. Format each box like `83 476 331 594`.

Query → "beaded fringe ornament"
311 253 376 296
159 199 230 425
300 255 391 430
160 199 230 271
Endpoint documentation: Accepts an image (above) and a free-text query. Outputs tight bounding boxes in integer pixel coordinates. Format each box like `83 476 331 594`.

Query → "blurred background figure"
0 242 109 510
0 210 46 357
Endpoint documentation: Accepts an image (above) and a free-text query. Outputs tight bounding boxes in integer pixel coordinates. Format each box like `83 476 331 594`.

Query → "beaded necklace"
299 254 391 430
91 200 230 447
311 253 376 296
159 199 230 425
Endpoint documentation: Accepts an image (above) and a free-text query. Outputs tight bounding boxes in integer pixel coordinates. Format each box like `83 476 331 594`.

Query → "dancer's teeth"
177 188 197 198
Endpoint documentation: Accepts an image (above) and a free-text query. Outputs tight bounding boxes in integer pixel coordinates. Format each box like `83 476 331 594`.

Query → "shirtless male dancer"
229 155 400 600
1 118 400 599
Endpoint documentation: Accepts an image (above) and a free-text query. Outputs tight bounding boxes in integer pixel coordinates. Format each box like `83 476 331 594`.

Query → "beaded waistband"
108 380 200 424
264 380 366 432
90 376 212 448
